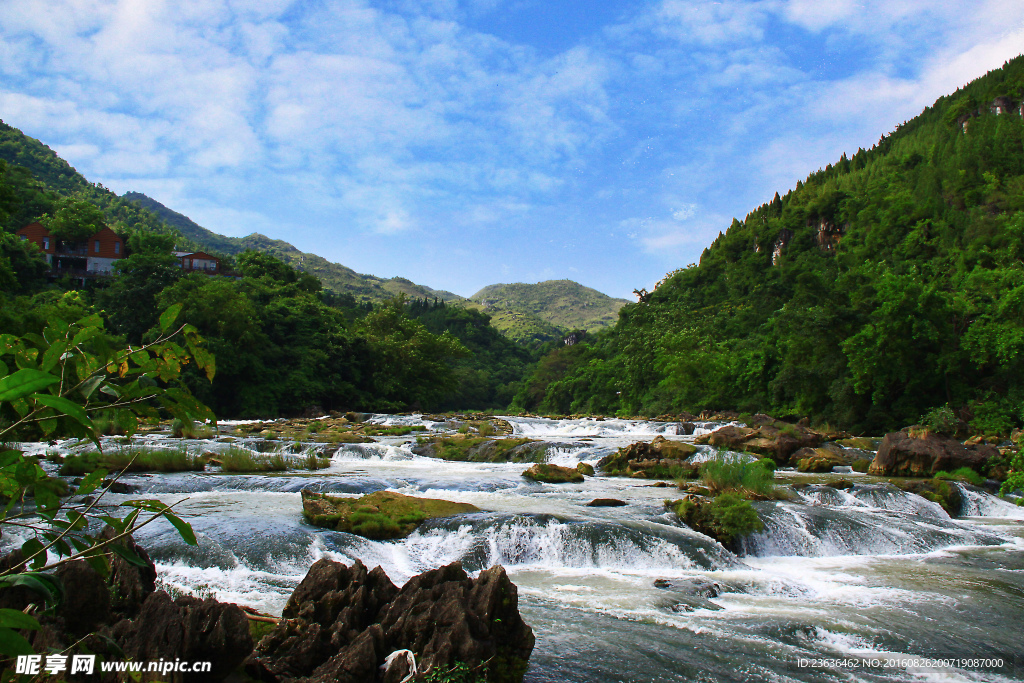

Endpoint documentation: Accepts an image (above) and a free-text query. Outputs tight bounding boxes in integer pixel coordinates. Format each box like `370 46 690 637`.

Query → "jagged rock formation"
246 559 534 683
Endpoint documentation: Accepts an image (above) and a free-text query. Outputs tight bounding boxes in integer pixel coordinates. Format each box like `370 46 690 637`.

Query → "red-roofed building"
16 222 124 277
173 251 221 274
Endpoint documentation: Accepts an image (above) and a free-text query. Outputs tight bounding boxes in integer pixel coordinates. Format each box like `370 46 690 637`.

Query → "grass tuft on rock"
59 446 204 475
667 493 764 545
301 490 480 539
698 454 782 499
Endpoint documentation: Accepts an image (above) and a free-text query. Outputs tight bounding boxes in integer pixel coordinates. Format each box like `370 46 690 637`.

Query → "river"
15 415 1024 682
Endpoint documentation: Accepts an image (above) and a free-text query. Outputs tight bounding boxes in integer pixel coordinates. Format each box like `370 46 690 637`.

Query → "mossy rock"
522 463 584 483
793 447 847 473
301 490 479 539
576 462 595 476
837 437 877 451
851 458 872 473
413 435 544 463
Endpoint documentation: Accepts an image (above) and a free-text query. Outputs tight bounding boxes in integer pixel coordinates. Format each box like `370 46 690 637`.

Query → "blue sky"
1 1 1022 299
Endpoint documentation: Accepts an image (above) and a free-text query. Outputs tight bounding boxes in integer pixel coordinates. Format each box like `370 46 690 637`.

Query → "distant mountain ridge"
470 280 630 343
0 118 628 325
121 192 465 303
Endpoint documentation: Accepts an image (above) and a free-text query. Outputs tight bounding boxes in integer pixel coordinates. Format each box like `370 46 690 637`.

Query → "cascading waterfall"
12 415 1024 683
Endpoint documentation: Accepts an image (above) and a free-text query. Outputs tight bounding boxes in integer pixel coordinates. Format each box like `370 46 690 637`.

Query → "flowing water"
13 416 1024 682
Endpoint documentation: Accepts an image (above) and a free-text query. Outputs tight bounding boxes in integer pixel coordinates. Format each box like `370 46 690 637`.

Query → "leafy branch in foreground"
0 304 213 656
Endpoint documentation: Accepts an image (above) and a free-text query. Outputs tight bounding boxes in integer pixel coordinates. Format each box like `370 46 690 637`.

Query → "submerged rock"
586 498 627 507
868 429 997 477
246 559 535 683
522 463 584 483
302 490 479 540
598 436 699 478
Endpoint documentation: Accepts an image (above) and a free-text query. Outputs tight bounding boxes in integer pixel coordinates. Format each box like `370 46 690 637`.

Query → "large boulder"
246 559 534 683
868 430 998 477
598 436 699 477
790 447 848 473
695 419 825 463
111 591 253 683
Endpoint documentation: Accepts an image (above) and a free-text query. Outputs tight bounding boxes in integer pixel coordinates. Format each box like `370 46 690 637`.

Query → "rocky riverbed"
5 414 1024 682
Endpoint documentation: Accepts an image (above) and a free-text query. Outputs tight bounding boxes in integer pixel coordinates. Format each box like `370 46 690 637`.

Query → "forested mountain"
0 122 533 416
513 57 1024 435
471 280 630 344
123 192 464 304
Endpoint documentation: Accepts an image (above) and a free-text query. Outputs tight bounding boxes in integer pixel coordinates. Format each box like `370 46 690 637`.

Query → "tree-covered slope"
122 192 465 304
514 56 1024 434
471 280 630 343
0 123 463 303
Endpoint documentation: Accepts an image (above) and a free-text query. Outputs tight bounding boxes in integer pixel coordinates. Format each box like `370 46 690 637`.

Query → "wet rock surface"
869 429 997 476
598 435 699 477
246 558 534 683
695 417 828 464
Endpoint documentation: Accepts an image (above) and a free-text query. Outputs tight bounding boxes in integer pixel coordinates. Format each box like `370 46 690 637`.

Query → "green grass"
59 446 203 475
934 467 986 486
699 454 782 499
215 447 331 472
217 447 289 472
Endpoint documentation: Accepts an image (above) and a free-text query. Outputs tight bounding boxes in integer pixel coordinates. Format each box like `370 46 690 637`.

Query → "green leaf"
0 450 21 468
0 368 59 403
29 394 94 432
163 512 197 546
0 627 36 657
0 609 40 631
75 469 108 495
159 304 183 333
0 573 64 607
79 375 105 400
109 543 149 567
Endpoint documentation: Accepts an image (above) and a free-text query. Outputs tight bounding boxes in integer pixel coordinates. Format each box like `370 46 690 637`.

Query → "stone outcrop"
246 559 534 683
868 430 998 477
521 463 584 483
790 447 848 473
694 417 826 464
598 436 699 477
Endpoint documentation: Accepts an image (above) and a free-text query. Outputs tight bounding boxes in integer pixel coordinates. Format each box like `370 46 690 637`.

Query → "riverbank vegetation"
510 57 1024 437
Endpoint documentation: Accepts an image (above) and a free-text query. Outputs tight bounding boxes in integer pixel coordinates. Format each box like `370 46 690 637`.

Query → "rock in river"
246 558 535 683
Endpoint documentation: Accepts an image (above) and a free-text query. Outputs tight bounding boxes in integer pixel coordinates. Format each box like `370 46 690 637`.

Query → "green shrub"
364 425 428 436
920 405 958 435
672 493 764 544
700 454 780 499
754 457 776 472
1000 451 1024 495
422 662 486 683
478 422 495 437
970 399 1016 437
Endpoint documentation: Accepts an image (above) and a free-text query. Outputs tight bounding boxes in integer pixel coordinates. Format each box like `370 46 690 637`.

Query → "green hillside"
122 192 465 304
471 280 630 343
0 123 462 304
513 56 1024 435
